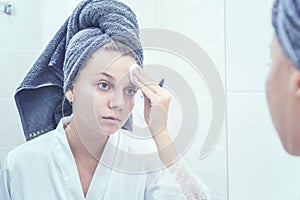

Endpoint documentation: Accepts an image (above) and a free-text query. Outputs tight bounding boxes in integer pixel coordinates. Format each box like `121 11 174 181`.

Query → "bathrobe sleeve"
145 159 210 200
168 159 211 200
0 158 11 200
145 167 186 200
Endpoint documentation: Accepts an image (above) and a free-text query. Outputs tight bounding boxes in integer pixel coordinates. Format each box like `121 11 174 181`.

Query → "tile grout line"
224 0 230 199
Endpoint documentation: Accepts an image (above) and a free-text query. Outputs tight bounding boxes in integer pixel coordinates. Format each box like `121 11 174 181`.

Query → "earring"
65 90 74 103
69 94 74 103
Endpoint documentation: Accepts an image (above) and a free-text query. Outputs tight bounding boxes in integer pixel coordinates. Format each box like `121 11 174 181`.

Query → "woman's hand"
132 68 178 167
132 67 170 136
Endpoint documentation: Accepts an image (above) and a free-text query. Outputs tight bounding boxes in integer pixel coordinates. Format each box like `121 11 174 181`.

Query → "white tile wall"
183 128 228 200
0 98 25 147
227 93 300 200
0 0 41 161
40 0 82 46
123 0 225 83
0 50 40 98
0 0 43 51
226 0 274 92
120 0 163 29
160 0 225 83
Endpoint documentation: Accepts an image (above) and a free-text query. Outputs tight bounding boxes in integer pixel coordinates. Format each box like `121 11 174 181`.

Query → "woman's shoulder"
4 129 61 166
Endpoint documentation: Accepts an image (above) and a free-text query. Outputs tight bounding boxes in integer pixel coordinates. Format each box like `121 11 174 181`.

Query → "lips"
102 116 121 122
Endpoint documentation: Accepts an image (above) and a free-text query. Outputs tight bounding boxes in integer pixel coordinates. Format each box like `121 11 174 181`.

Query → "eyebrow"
95 72 136 87
96 72 115 80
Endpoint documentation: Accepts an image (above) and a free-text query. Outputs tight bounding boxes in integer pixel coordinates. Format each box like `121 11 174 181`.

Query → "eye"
97 82 111 90
125 87 137 96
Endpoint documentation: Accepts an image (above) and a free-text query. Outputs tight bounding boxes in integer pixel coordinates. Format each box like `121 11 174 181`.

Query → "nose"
109 89 125 110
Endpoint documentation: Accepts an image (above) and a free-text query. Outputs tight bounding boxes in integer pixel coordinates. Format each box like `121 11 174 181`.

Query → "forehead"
80 50 136 78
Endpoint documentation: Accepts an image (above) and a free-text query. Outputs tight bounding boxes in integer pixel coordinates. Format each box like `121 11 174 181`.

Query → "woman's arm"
132 68 210 200
145 167 185 200
167 159 211 200
153 129 211 200
144 157 210 200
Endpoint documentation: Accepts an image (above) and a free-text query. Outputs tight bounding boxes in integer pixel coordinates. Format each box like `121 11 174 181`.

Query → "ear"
65 85 75 103
290 69 300 97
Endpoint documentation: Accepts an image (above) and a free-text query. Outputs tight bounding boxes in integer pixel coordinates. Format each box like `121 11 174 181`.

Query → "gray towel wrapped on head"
272 0 300 69
15 0 143 141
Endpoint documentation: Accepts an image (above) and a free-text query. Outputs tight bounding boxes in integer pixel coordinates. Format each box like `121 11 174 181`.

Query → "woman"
0 0 209 199
266 0 300 155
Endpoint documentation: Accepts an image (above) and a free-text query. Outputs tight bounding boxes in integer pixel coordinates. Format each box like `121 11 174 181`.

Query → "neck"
65 119 109 161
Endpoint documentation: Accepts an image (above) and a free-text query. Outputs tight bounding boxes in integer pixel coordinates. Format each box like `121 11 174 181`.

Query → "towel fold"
15 0 143 141
272 0 300 69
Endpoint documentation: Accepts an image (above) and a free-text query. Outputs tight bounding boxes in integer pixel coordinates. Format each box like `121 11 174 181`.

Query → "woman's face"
266 35 300 155
70 50 137 136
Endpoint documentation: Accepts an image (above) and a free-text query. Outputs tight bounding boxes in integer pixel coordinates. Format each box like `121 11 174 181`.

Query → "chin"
278 130 300 156
100 126 121 136
282 143 300 156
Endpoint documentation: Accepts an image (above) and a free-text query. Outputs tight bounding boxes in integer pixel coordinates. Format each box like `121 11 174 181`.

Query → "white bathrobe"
0 116 186 200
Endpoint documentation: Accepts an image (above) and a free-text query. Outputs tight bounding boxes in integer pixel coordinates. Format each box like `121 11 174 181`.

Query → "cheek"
265 63 295 148
93 91 110 111
266 66 277 106
129 98 135 111
124 97 135 114
74 86 101 115
266 71 275 104
266 66 284 131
